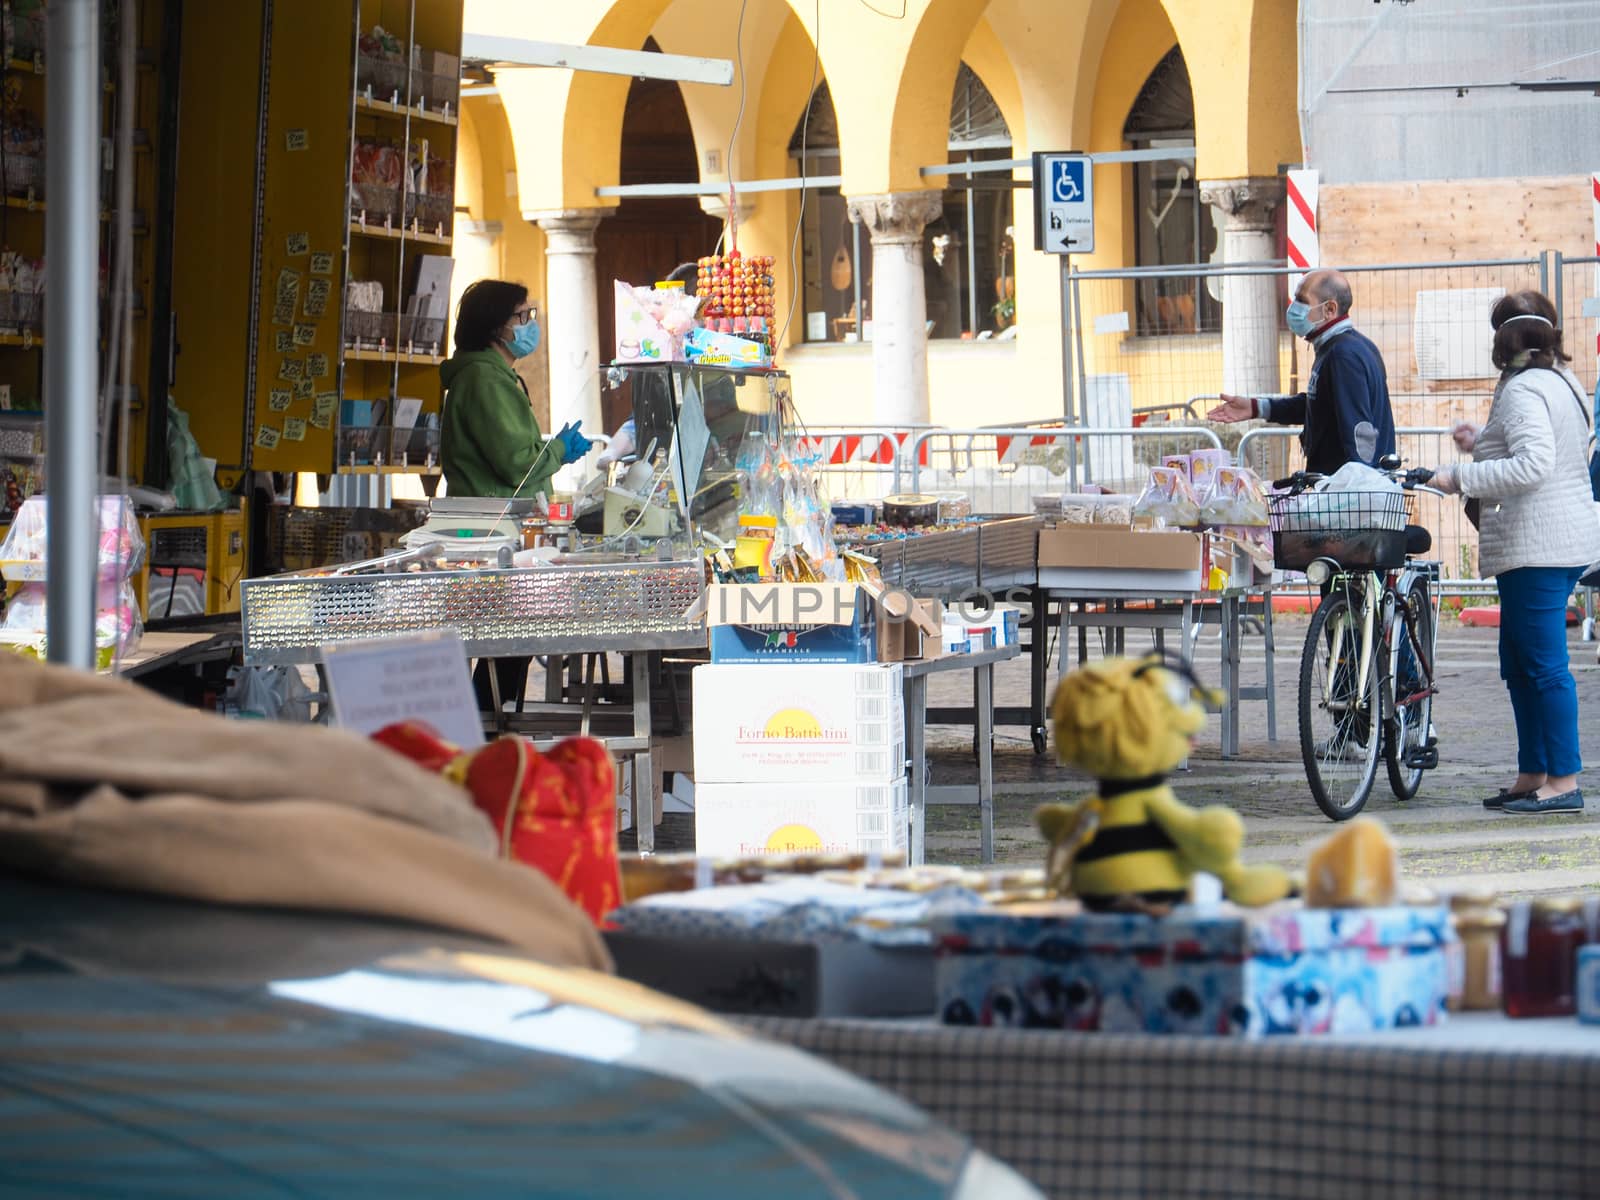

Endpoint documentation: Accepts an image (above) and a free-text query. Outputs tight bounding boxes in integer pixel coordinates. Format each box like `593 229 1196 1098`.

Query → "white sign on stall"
322 630 485 748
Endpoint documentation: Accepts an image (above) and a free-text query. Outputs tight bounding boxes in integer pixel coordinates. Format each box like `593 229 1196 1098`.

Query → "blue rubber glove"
559 420 594 464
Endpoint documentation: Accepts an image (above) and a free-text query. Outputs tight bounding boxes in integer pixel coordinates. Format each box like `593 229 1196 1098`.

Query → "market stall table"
741 1012 1600 1200
905 642 1019 866
1041 583 1278 758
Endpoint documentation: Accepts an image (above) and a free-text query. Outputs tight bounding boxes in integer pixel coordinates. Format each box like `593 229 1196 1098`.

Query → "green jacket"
439 349 565 498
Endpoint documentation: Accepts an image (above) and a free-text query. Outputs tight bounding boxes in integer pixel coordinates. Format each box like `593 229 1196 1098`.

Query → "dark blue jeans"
1497 565 1586 777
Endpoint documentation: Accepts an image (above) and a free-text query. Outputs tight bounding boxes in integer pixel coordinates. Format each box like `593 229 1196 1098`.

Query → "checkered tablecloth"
739 1015 1600 1200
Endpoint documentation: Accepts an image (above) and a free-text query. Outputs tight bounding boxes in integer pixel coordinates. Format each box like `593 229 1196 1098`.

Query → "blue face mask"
1285 300 1315 337
505 317 541 359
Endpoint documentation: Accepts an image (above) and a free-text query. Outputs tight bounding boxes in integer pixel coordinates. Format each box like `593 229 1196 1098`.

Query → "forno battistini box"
694 778 909 859
705 582 877 664
933 903 1452 1038
693 662 905 782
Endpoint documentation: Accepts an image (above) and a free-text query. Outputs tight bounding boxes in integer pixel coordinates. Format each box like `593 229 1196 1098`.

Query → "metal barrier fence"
1237 425 1487 589
794 424 935 502
901 425 1224 514
1554 253 1600 398
1068 258 1547 439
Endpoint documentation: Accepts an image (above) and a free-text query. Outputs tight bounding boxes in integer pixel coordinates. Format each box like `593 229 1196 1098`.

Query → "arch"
1158 0 1300 179
958 17 1025 153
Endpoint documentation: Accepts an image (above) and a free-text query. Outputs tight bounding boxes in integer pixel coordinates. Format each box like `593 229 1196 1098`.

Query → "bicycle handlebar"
1272 464 1438 494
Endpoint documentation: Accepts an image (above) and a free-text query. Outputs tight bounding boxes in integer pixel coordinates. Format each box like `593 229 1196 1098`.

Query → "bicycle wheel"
1386 579 1436 801
1299 588 1381 820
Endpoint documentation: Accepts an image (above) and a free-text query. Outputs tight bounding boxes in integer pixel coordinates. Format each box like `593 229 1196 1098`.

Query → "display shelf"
0 333 41 347
343 346 444 365
353 94 457 127
337 464 441 476
347 219 450 246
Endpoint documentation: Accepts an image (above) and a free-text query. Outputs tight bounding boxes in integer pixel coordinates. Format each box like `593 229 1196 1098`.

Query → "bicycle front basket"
1269 489 1408 571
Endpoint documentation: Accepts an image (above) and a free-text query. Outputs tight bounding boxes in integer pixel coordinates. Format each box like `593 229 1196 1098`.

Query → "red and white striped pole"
1286 169 1319 296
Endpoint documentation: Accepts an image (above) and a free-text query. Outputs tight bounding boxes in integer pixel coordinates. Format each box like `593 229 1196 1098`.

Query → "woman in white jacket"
1430 291 1600 815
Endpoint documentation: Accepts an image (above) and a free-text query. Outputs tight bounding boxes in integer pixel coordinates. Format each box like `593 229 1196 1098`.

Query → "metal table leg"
906 672 928 866
632 651 655 854
1264 588 1278 741
1030 589 1049 755
1220 595 1239 759
977 662 995 864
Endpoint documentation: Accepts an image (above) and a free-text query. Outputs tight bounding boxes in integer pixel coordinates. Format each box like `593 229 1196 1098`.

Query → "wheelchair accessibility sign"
1032 151 1094 254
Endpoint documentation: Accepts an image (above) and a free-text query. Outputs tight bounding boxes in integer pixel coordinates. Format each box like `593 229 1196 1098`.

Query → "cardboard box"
704 582 876 664
695 777 909 858
613 281 688 364
934 903 1452 1038
605 932 933 1018
1038 526 1252 593
693 662 905 782
879 597 944 663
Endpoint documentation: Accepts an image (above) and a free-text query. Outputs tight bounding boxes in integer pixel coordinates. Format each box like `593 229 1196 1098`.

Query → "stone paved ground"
920 614 1600 899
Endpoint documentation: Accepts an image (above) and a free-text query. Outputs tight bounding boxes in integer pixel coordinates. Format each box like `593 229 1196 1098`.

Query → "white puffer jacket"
1457 366 1600 578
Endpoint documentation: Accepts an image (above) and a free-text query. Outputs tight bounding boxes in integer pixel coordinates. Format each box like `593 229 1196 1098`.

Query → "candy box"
933 902 1452 1037
613 281 696 364
684 325 770 368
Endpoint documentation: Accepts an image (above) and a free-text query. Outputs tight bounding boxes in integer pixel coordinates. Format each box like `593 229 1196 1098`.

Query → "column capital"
528 207 614 254
1197 177 1281 232
847 190 943 246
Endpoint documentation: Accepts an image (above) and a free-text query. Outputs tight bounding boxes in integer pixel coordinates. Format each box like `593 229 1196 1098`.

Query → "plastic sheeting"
1300 0 1600 184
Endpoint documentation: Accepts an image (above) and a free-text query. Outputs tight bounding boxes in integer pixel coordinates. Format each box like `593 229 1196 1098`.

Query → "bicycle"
1268 460 1444 821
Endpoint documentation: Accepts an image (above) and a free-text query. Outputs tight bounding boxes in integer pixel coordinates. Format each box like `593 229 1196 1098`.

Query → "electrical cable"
713 0 750 258
775 0 821 356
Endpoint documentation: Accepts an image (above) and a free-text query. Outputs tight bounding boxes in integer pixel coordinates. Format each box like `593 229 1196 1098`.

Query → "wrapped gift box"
933 902 1453 1037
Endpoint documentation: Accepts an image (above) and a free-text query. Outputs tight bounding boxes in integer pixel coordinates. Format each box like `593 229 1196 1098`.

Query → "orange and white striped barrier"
1287 169 1319 294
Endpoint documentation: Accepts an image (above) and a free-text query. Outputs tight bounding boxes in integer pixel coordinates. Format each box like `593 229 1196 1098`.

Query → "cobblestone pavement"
921 615 1600 899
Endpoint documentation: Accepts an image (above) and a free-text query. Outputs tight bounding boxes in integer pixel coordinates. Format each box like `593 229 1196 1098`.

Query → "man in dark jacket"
1208 268 1396 475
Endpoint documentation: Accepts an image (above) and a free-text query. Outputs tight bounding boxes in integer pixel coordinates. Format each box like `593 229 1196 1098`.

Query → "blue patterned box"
933 903 1453 1037
1579 945 1600 1025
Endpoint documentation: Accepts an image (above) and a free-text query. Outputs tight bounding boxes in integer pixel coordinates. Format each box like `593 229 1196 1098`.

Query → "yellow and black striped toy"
1037 656 1290 913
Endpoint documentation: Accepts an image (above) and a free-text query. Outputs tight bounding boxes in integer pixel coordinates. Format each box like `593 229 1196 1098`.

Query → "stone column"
847 191 943 427
531 208 610 448
1198 178 1282 397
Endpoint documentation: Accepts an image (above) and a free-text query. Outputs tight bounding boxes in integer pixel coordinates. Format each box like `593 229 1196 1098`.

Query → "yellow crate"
207 507 247 614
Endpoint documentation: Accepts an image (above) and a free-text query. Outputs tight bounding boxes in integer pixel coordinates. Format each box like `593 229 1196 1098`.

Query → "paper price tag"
293 324 317 347
286 232 310 256
310 252 334 276
255 424 281 450
283 417 307 442
278 357 303 381
285 128 309 152
321 632 484 750
267 388 292 412
275 330 293 352
310 392 337 429
307 352 330 378
294 378 315 400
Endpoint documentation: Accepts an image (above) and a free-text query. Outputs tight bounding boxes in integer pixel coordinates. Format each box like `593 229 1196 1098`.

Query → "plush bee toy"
1037 655 1290 914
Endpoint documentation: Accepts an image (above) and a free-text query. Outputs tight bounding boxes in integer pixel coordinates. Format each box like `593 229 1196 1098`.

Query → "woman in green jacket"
440 280 591 498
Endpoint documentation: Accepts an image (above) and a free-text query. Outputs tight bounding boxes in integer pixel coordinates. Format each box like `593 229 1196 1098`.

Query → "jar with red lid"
1500 898 1587 1018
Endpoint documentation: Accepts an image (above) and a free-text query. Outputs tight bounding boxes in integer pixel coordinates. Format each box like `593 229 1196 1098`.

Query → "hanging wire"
775 0 822 357
711 0 750 258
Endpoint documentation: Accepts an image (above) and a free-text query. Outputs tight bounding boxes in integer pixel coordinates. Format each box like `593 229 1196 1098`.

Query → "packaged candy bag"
1132 466 1201 528
1199 465 1270 527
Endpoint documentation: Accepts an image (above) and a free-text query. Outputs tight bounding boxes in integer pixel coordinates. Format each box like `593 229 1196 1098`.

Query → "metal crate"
344 307 398 347
397 313 444 356
356 55 408 104
404 189 452 237
2 153 44 201
350 182 402 226
241 559 708 665
409 67 459 115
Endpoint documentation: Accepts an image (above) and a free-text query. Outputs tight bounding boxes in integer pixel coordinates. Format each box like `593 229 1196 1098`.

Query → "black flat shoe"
1483 789 1534 809
1502 789 1584 815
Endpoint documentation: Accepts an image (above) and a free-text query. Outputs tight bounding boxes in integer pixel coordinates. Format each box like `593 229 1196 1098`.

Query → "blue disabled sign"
1032 151 1094 254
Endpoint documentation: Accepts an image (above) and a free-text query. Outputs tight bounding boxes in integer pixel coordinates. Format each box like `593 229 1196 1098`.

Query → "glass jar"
1501 897 1586 1018
520 515 549 550
1455 908 1506 1012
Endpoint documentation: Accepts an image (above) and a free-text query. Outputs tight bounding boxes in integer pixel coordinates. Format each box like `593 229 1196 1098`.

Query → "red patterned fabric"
371 722 622 925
